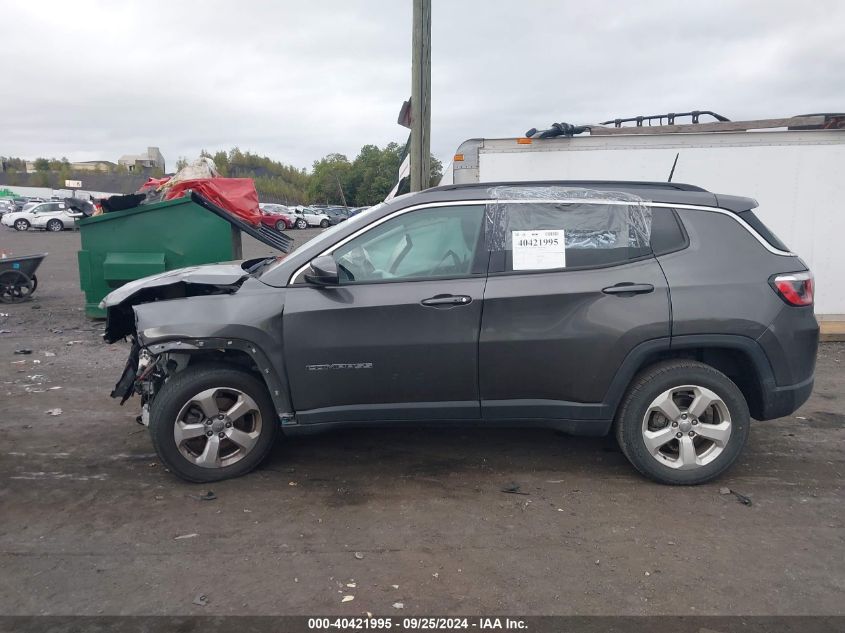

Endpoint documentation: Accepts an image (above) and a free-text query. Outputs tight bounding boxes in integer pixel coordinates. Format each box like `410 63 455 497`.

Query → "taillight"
770 271 814 306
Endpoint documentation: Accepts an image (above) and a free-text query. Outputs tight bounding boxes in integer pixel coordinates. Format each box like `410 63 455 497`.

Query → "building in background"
117 147 165 173
24 159 117 173
69 160 118 172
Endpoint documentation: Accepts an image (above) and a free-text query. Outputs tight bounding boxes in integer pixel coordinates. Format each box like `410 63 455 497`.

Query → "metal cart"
0 253 47 303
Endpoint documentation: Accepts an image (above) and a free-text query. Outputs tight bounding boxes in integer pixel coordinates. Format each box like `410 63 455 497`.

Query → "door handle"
421 294 473 307
602 283 654 296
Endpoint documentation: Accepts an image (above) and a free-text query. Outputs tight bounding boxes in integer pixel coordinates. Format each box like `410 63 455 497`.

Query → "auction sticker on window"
511 230 566 270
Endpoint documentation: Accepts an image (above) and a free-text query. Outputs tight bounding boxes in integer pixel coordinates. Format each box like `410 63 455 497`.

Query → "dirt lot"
0 227 843 616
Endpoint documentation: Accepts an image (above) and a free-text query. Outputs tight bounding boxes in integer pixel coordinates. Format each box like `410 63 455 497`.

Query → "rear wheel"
46 219 64 232
149 364 278 482
14 218 30 231
614 360 749 485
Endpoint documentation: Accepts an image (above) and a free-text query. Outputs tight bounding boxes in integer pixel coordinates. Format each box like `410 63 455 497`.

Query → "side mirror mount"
304 255 339 286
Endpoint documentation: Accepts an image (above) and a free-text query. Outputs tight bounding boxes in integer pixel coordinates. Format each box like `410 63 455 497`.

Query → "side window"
493 202 653 272
332 205 485 283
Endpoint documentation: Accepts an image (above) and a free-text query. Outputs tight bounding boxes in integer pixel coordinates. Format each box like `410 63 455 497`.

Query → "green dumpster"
77 197 242 317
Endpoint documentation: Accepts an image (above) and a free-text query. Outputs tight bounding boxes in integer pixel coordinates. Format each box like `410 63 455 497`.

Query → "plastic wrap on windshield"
485 186 652 252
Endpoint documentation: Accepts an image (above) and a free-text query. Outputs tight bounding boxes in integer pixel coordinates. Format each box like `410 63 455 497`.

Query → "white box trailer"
442 115 845 320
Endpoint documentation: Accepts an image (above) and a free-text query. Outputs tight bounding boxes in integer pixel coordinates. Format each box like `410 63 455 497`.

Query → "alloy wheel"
173 387 263 469
641 385 732 470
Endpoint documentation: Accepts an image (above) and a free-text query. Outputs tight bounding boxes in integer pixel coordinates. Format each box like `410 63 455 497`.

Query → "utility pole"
410 0 431 192
334 172 348 208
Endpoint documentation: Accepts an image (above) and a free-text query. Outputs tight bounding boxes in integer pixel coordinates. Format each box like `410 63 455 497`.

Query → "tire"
149 363 278 483
295 218 308 229
614 360 750 485
14 219 30 231
46 219 64 232
319 219 330 228
275 220 287 232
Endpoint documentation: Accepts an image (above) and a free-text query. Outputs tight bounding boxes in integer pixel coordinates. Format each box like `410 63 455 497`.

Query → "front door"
283 203 488 424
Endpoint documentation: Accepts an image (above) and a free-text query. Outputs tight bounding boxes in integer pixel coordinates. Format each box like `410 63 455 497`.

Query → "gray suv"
102 181 818 485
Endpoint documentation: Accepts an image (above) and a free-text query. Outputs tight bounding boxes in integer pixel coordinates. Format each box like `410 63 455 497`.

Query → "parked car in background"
323 207 350 225
260 203 299 228
21 201 42 213
291 206 331 229
0 199 16 215
259 206 294 232
1 201 82 231
100 180 818 484
12 198 28 211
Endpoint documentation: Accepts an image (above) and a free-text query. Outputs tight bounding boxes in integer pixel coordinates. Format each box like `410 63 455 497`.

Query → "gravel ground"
0 227 843 616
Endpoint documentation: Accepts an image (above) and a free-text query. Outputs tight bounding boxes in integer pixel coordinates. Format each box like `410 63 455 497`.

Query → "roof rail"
434 180 709 193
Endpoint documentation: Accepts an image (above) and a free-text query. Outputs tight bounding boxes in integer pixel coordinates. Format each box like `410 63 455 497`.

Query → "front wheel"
295 218 308 229
319 219 330 228
149 364 279 482
14 219 30 231
614 360 750 485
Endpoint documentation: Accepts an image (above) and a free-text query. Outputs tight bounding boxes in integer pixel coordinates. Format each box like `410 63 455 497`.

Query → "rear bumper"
754 305 818 420
758 373 814 421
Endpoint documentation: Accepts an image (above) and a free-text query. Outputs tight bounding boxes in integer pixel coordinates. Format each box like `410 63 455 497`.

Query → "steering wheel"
430 249 461 275
338 245 376 281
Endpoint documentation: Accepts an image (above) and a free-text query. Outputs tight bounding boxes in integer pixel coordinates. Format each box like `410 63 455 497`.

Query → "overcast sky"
2 0 844 171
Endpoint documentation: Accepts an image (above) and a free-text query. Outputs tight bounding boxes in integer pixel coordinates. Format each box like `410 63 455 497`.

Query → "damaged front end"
110 343 162 425
102 263 254 418
101 259 291 426
102 263 252 343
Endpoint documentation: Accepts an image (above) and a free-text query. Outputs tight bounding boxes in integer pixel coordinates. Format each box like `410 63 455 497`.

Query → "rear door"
283 203 488 424
479 199 671 422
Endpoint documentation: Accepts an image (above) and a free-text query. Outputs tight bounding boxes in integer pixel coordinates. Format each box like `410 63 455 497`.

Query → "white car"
1 201 82 232
291 205 331 229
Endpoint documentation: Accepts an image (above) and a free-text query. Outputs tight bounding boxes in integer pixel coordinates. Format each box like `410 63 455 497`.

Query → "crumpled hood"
99 263 248 309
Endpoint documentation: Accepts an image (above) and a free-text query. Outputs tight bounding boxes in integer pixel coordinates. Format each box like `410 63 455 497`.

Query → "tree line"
180 142 442 206
2 142 443 206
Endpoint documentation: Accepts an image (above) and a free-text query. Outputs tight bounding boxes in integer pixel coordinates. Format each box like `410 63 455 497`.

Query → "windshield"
256 202 387 278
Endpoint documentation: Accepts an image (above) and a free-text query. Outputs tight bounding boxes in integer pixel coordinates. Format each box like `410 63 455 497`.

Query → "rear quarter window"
736 209 789 251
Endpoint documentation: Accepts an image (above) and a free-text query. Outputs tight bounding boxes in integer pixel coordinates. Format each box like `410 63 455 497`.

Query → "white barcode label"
512 230 566 270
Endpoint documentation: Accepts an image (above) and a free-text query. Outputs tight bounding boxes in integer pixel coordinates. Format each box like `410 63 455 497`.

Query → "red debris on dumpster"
163 178 261 226
139 176 171 192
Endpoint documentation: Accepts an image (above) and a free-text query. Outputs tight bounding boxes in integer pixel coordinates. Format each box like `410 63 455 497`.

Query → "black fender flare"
601 334 776 420
146 337 295 425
